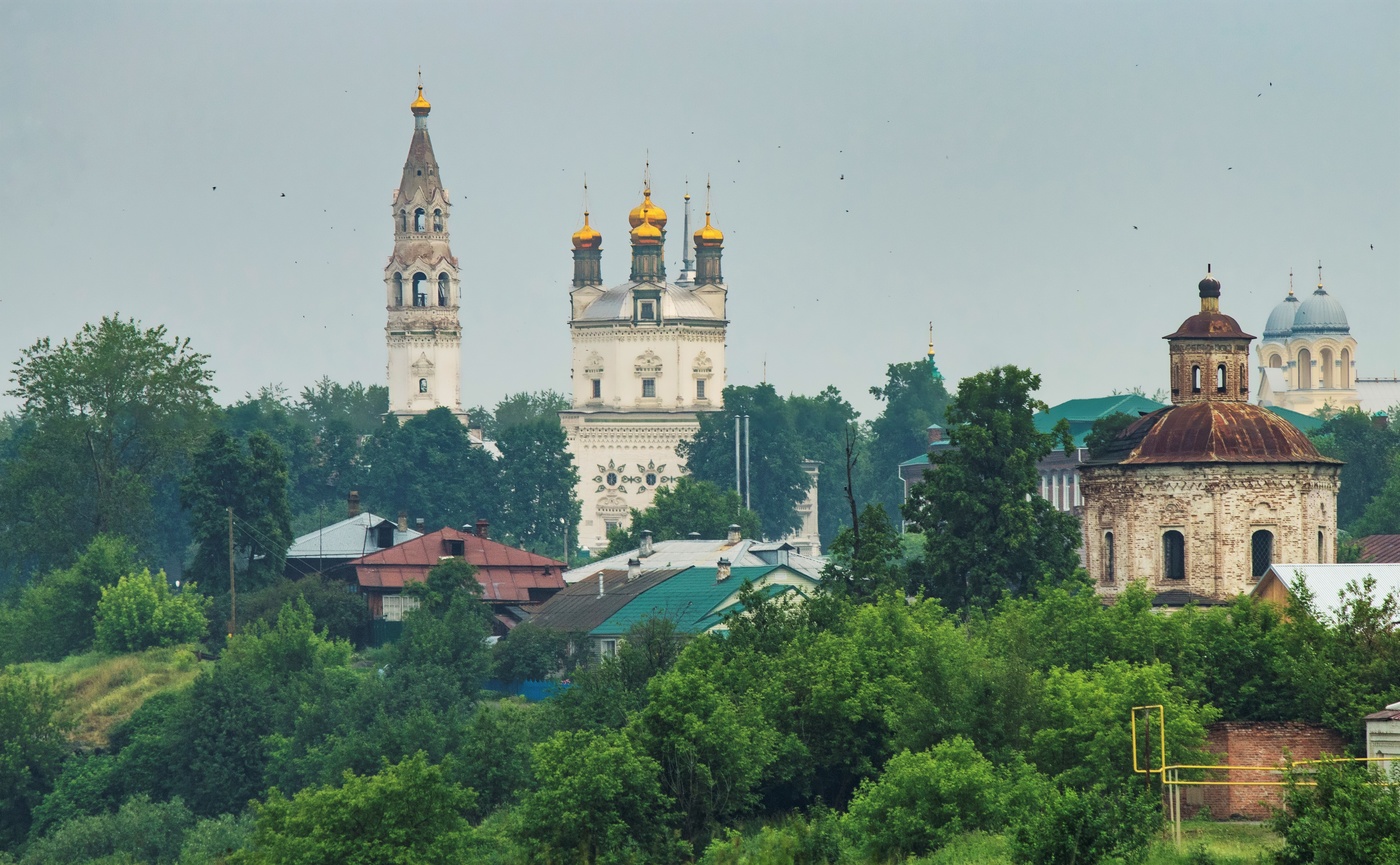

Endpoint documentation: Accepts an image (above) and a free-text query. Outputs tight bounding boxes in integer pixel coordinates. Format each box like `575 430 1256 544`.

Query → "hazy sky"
2 2 1396 419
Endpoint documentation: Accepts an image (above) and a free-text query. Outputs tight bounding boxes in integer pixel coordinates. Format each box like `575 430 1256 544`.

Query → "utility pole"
744 415 751 511
227 506 236 636
734 415 741 496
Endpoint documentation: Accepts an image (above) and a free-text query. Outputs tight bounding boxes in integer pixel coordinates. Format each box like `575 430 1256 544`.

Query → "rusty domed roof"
1164 312 1254 340
1088 403 1339 466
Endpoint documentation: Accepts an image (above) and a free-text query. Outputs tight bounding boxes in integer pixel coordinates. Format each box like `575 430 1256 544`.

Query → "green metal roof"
1033 394 1168 447
1264 404 1325 433
590 565 816 636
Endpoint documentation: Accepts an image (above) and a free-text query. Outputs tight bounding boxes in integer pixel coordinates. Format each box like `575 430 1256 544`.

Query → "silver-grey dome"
575 280 720 322
1262 292 1300 340
1292 286 1350 335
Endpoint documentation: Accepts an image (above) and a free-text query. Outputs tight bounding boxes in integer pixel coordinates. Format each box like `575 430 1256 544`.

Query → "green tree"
2 316 216 577
857 357 951 525
181 429 293 592
1085 411 1138 459
1311 407 1400 530
787 386 861 545
235 752 476 865
492 622 571 685
20 793 195 865
496 417 581 557
1010 782 1161 865
842 737 1004 861
679 384 812 540
821 503 905 599
393 558 494 709
0 672 71 848
0 534 142 664
903 366 1081 611
603 478 761 557
491 390 570 433
1352 452 1400 537
94 569 209 653
360 408 501 531
1270 759 1400 865
516 729 683 864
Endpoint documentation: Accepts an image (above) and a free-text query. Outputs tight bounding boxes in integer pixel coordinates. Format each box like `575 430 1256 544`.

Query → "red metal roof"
348 527 565 602
1100 403 1339 466
1360 535 1400 564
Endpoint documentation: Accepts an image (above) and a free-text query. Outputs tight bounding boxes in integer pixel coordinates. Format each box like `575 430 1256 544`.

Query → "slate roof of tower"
396 126 442 205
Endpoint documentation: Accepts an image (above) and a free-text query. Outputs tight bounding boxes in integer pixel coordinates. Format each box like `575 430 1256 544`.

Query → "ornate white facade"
383 83 467 421
561 181 728 551
1256 272 1360 416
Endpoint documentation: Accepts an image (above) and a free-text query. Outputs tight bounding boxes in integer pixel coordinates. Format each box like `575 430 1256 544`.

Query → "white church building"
560 176 729 552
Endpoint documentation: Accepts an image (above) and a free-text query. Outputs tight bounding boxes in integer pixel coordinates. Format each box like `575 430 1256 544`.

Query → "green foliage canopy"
603 478 761 557
94 570 209 654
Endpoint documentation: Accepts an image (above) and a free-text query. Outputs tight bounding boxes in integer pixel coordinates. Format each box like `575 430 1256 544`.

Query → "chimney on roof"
1375 411 1391 431
716 557 732 581
627 558 641 581
928 424 944 445
348 490 360 518
398 510 409 533
468 424 483 442
415 517 425 534
726 523 742 545
476 518 490 540
598 570 605 598
639 530 654 558
688 532 702 540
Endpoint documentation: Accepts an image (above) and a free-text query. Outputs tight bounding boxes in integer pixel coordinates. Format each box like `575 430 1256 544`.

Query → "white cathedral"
382 83 468 421
560 177 730 552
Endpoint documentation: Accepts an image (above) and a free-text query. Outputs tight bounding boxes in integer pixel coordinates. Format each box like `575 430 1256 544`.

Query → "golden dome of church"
628 190 667 230
1079 267 1341 603
571 212 601 250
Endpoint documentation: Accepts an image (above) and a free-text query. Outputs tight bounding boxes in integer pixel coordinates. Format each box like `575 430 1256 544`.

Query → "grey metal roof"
286 513 422 561
1258 563 1400 621
1358 379 1400 414
575 280 720 322
528 568 687 633
565 538 825 584
1262 293 1300 340
1292 286 1350 335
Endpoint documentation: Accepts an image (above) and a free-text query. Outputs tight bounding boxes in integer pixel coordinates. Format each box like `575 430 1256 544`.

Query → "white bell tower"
384 78 467 421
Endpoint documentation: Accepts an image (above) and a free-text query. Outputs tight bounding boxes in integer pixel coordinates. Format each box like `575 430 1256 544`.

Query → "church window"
642 378 656 398
437 273 449 306
1320 348 1334 388
1162 531 1185 580
412 273 427 307
1318 530 1325 562
393 273 403 306
1217 364 1227 393
639 300 656 321
1340 349 1351 388
591 379 601 399
646 473 657 486
696 379 706 400
432 209 443 231
1103 532 1115 583
1240 363 1248 395
604 520 619 533
1298 348 1312 388
1191 366 1201 394
1251 530 1274 578
418 378 428 393
414 208 426 232
1268 353 1282 368
400 210 407 232
606 472 617 487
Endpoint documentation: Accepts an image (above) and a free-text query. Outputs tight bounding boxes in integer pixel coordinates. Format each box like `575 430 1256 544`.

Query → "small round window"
646 473 657 486
606 472 618 486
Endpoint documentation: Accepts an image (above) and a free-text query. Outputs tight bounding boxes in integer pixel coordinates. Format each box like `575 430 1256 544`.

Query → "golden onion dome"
572 211 602 250
694 211 723 247
628 189 668 230
630 210 662 245
410 85 431 116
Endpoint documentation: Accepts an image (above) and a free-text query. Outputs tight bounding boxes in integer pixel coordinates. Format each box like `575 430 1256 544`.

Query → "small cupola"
1164 266 1255 405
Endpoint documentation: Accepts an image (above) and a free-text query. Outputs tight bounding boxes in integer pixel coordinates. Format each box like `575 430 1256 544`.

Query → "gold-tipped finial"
410 67 431 115
629 159 667 229
572 178 601 250
928 322 935 356
1289 269 1294 296
694 176 723 246
1317 260 1324 289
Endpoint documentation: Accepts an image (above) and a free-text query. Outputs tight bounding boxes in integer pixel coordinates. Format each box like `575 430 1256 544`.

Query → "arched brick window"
1104 532 1116 583
1251 530 1274 578
1163 531 1185 580
1191 366 1202 394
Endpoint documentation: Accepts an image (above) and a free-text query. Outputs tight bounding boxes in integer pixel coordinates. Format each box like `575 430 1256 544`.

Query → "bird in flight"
1133 226 1138 230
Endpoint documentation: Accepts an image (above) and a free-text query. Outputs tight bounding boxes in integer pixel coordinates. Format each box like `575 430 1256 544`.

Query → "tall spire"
678 180 696 284
927 322 944 381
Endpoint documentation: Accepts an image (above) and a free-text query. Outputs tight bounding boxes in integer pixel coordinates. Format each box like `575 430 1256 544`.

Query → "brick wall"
1177 721 1348 820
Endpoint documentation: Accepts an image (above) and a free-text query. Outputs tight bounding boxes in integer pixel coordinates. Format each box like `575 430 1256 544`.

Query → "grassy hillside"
17 645 205 749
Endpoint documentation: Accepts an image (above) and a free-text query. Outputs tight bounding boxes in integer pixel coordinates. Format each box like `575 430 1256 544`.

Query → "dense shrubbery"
94 570 208 653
